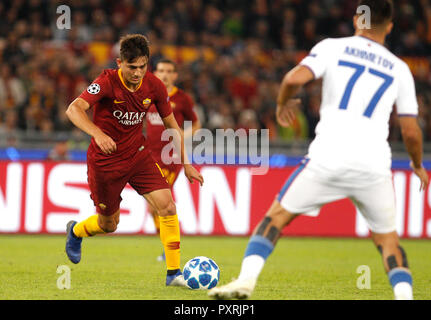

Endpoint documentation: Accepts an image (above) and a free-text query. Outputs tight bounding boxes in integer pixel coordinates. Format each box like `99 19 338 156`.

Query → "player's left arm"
276 65 314 127
397 63 429 190
162 114 203 185
399 116 429 190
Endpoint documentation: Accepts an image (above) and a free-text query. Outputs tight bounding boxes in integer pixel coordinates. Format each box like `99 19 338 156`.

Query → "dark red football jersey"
78 69 172 170
146 86 198 156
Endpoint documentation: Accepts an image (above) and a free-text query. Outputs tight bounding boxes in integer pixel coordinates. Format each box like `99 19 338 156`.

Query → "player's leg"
148 203 165 261
237 199 298 282
66 165 126 264
149 166 180 262
208 200 299 299
73 208 121 236
209 159 336 299
143 188 185 286
351 177 413 300
210 199 299 299
371 231 412 300
149 204 161 234
66 210 121 264
131 150 185 286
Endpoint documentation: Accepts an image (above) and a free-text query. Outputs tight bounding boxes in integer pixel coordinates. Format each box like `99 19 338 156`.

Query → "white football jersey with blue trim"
300 36 418 174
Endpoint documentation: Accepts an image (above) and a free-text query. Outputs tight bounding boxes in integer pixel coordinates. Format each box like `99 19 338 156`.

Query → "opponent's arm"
66 98 117 155
399 116 429 190
276 65 314 127
162 113 203 185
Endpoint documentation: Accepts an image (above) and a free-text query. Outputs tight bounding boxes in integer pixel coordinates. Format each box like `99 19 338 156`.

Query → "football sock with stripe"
238 235 274 281
238 216 281 281
379 245 413 300
389 268 413 300
73 214 105 237
159 214 181 273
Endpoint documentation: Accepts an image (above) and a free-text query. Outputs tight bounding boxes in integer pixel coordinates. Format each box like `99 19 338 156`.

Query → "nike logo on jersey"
143 98 152 105
114 99 125 104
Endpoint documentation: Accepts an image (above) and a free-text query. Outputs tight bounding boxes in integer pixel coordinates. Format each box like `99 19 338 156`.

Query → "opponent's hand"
410 162 429 191
184 164 204 186
276 98 301 127
94 132 117 155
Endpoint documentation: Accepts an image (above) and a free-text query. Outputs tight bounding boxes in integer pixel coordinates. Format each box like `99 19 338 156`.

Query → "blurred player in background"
64 34 203 287
146 58 201 261
209 0 429 300
47 139 71 161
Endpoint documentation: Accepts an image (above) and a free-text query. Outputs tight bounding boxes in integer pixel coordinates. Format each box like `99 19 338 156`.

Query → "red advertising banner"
0 161 430 238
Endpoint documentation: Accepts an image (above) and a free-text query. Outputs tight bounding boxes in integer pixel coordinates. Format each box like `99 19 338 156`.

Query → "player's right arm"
276 65 314 127
66 97 117 155
276 39 331 127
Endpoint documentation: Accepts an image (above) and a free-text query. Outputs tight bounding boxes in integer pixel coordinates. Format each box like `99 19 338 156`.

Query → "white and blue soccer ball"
183 256 220 290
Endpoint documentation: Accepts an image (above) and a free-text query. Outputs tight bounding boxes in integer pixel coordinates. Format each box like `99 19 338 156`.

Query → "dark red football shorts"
87 148 170 216
151 152 183 188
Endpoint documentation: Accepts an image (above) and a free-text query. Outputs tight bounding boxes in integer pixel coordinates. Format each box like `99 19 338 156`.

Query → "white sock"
237 255 265 281
393 282 413 300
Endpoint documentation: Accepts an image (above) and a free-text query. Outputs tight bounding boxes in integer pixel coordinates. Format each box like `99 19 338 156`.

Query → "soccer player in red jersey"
64 34 203 287
146 59 201 261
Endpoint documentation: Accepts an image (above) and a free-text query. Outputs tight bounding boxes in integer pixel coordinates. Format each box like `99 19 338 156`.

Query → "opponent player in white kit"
209 0 429 300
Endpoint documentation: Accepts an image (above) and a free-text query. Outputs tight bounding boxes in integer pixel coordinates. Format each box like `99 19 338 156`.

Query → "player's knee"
158 199 177 217
165 200 177 216
266 202 296 228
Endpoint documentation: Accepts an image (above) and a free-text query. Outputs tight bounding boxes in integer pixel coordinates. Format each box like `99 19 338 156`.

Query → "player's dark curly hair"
357 0 393 25
119 34 150 62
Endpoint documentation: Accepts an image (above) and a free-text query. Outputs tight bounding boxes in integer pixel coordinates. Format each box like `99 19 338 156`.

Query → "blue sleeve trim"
397 114 418 117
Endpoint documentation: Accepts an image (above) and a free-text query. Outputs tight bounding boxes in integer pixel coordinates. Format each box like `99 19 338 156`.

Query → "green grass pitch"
0 234 430 300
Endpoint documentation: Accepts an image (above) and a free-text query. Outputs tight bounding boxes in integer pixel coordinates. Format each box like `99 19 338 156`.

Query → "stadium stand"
0 0 430 152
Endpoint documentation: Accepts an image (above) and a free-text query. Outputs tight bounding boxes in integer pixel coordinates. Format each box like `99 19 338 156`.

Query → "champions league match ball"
183 256 220 290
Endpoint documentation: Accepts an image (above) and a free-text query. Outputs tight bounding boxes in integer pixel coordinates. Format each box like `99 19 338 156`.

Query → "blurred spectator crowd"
0 0 430 149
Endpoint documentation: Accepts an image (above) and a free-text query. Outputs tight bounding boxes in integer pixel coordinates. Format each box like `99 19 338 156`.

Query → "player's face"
118 56 148 85
155 63 177 88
